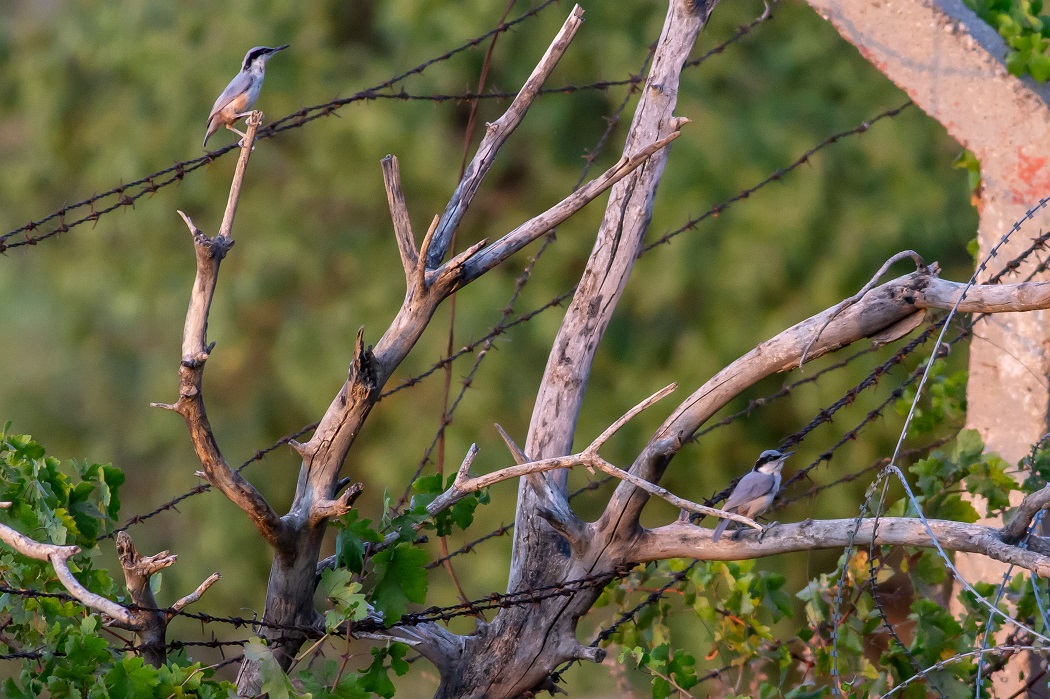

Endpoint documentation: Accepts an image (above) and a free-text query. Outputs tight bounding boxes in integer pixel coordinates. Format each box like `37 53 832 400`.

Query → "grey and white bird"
711 449 792 543
203 45 289 148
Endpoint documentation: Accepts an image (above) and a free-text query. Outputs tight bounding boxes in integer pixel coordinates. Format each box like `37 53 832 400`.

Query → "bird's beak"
270 44 290 54
780 451 794 459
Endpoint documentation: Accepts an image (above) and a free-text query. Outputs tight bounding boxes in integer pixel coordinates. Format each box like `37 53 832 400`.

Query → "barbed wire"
105 0 790 533
867 471 948 698
640 101 912 254
3 0 783 255
0 0 564 253
698 319 943 511
973 433 1050 693
0 566 632 654
8 0 1044 694
829 193 1050 695
428 333 930 567
108 99 912 541
393 39 658 514
394 0 781 516
690 345 880 442
0 648 48 661
424 522 514 570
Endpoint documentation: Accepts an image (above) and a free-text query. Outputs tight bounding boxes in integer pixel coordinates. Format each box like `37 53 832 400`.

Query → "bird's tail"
203 117 219 148
712 517 730 543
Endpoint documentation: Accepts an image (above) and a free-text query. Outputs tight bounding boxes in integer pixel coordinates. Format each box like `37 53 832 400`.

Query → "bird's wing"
722 471 770 511
207 72 253 122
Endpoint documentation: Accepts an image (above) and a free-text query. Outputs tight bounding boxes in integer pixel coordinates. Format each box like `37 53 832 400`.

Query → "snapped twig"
170 573 222 616
382 155 418 279
800 250 927 366
310 483 365 526
115 531 221 665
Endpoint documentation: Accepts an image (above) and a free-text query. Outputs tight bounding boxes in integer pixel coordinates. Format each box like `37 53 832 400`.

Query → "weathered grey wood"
422 3 718 698
426 5 585 268
0 506 137 627
137 2 1050 693
152 114 285 550
799 2 1050 691
628 519 1050 578
597 270 1050 542
229 6 680 693
113 532 219 667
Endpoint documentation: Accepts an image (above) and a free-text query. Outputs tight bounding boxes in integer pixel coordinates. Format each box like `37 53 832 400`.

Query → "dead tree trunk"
171 7 683 694
147 2 1050 697
417 3 718 697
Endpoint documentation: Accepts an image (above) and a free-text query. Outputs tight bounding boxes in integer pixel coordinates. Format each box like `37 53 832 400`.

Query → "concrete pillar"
802 0 1050 692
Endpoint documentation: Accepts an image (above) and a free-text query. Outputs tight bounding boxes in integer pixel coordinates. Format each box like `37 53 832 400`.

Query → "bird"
203 45 289 148
711 449 792 543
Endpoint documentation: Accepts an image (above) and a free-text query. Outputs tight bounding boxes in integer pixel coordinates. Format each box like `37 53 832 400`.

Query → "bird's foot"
226 125 254 150
758 521 779 542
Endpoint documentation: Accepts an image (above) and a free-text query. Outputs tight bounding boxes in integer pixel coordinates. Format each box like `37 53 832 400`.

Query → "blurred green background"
0 0 976 693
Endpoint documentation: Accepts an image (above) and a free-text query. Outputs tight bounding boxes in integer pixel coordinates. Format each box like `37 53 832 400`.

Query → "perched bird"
711 449 792 543
203 45 289 148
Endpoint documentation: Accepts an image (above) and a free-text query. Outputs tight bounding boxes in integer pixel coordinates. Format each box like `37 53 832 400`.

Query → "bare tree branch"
0 512 136 627
427 4 586 267
458 129 683 283
427 384 760 531
114 531 221 665
382 155 418 279
1001 484 1050 544
310 483 364 526
629 519 1050 579
170 573 222 616
236 7 674 691
116 532 175 665
152 113 284 549
602 266 1050 539
801 250 927 364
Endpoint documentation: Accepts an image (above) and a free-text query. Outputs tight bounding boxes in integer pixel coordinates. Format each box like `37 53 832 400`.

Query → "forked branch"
604 261 1050 538
425 384 762 532
426 4 587 267
115 531 220 666
151 113 283 548
1001 484 1050 544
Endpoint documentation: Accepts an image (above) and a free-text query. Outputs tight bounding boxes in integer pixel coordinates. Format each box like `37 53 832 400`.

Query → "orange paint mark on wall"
1009 149 1050 204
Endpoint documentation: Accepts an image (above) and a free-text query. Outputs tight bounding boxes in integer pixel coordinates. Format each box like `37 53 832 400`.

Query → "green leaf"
104 656 160 699
930 494 980 523
334 511 380 574
965 454 1017 514
412 474 443 496
370 543 428 623
1030 47 1050 79
359 644 410 698
910 457 952 496
667 649 698 690
244 639 296 699
952 429 986 466
320 568 368 631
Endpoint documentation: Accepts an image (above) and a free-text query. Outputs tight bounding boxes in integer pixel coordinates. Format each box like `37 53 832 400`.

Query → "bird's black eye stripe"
755 450 783 467
243 48 269 70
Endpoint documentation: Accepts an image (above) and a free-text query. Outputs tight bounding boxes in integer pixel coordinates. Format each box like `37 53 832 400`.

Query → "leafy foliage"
591 419 1050 697
964 0 1050 80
